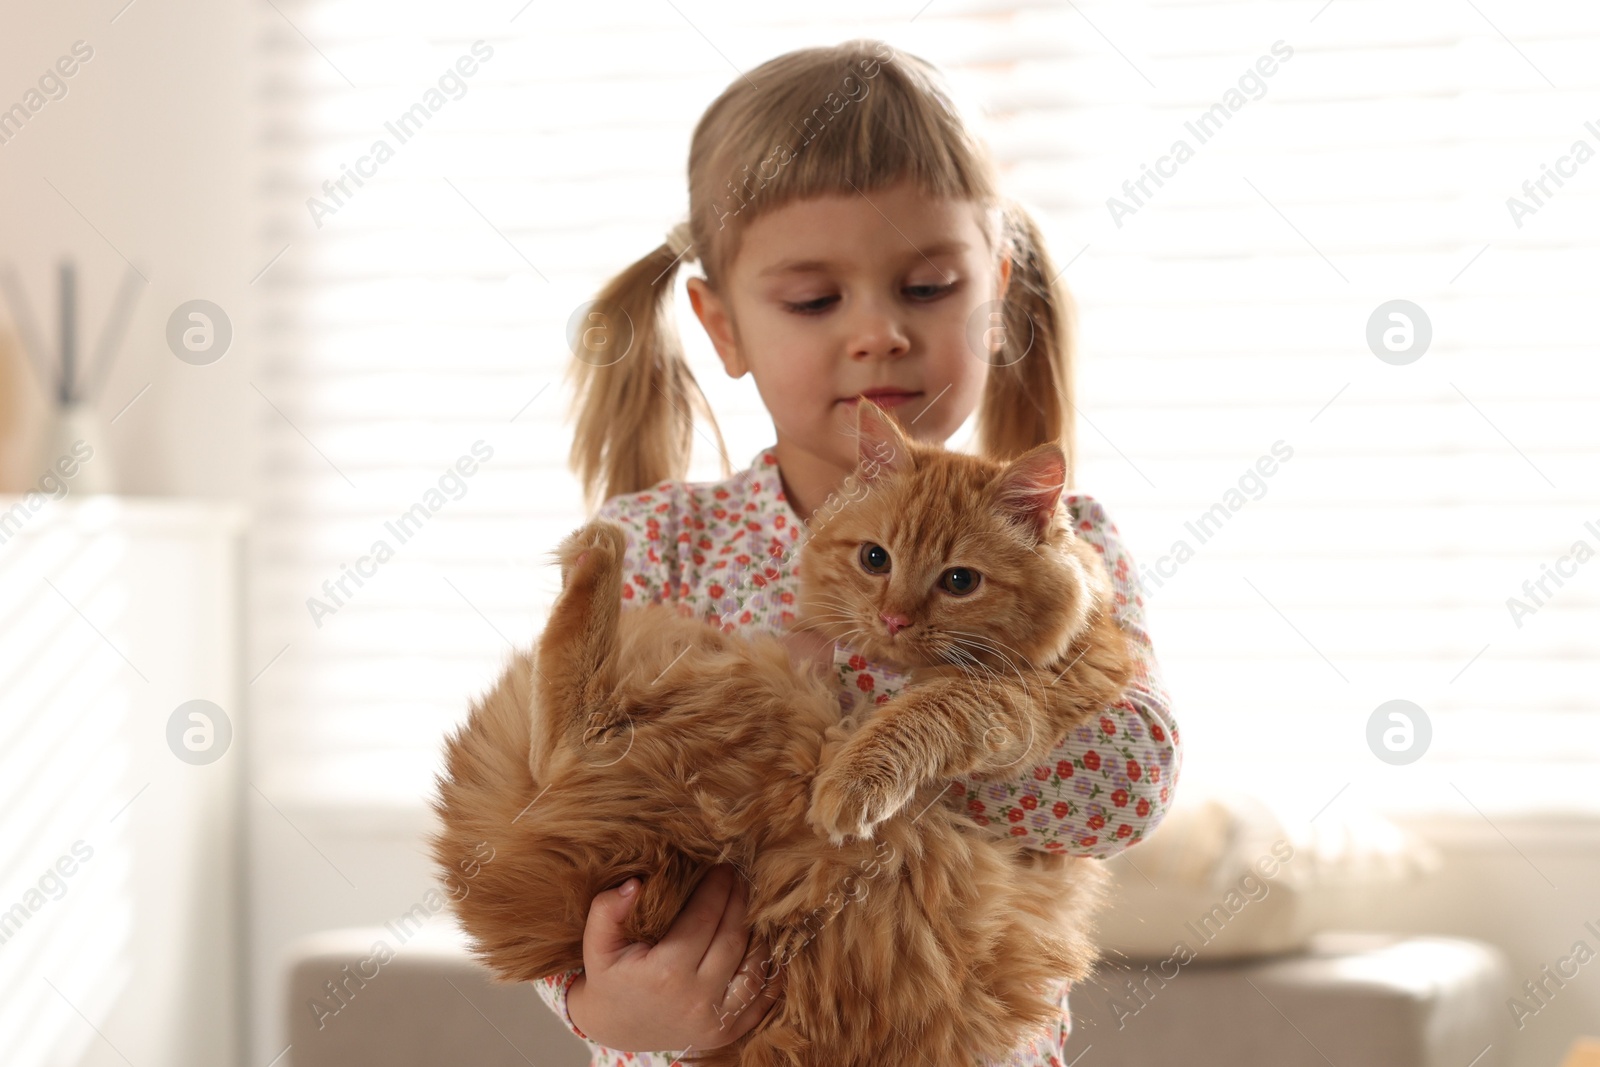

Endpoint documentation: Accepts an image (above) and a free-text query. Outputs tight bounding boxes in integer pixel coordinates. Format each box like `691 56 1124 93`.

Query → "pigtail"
977 199 1079 487
564 225 731 513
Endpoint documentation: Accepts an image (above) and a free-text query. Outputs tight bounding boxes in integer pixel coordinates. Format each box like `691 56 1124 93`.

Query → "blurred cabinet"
0 496 245 1067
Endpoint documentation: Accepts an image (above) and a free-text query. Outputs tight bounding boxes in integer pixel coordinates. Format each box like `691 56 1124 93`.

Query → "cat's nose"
881 612 910 636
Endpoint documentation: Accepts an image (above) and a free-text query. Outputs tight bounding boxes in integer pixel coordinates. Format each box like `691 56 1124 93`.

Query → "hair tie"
664 220 696 262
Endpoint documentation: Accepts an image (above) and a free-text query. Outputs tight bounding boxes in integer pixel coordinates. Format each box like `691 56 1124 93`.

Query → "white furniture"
284 924 589 1067
0 496 245 1067
1063 930 1511 1066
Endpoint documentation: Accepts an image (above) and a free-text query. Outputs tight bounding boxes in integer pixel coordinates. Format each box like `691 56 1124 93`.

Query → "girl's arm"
952 495 1182 857
532 969 591 1041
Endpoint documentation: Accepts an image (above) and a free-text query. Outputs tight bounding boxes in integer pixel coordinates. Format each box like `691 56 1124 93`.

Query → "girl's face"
686 181 1011 501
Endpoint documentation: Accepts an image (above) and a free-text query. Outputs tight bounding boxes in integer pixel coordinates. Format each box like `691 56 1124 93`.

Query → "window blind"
251 0 1599 825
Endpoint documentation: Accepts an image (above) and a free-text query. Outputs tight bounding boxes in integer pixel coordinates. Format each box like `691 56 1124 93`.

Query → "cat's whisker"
944 630 1034 699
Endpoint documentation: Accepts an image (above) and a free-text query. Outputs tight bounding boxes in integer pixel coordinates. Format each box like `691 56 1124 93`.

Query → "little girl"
534 38 1181 1067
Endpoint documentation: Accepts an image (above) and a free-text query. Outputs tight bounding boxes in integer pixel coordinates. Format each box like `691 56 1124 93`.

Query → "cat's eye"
939 567 980 595
859 543 890 574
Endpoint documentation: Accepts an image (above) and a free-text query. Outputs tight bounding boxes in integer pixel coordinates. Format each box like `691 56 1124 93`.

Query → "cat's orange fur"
429 400 1134 1067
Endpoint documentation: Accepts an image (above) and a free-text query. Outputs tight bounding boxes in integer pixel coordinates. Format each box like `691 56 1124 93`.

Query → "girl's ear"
856 399 913 484
686 276 747 377
990 443 1066 539
995 251 1013 303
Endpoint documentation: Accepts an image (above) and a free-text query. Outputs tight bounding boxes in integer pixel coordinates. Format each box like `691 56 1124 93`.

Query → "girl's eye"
783 282 958 316
939 567 980 595
859 543 891 574
784 295 838 315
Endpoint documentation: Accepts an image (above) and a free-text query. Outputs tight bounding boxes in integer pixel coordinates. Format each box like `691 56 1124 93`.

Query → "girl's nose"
881 612 910 635
850 301 910 362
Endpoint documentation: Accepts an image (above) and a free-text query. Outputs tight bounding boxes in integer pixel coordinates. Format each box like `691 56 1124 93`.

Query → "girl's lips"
842 392 922 408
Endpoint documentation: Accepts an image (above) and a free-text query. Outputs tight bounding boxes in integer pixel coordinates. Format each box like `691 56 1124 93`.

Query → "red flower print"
1010 826 1027 836
856 673 874 692
1150 724 1165 742
1080 835 1097 847
1150 766 1161 783
1020 794 1038 810
736 554 751 565
1087 813 1106 830
632 575 646 586
1159 787 1169 804
746 521 761 532
693 553 705 565
774 515 786 528
1136 797 1151 817
646 529 659 541
1111 789 1129 807
975 815 991 826
740 611 752 623
849 654 868 671
1033 765 1051 781
1008 808 1025 823
655 503 669 513
1052 801 1069 818
1126 760 1141 781
1082 751 1100 771
699 538 712 550
1056 759 1074 779
715 489 730 499
678 582 689 598
875 693 890 705
1116 824 1132 838
1099 716 1115 736
968 800 985 814
952 782 966 797
622 585 634 599
712 508 726 519
779 592 794 604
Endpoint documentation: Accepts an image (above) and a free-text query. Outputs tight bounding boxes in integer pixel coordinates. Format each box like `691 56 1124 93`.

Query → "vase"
33 402 116 495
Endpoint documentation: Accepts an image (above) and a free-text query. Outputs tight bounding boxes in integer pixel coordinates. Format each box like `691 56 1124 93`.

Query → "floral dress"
532 444 1182 1067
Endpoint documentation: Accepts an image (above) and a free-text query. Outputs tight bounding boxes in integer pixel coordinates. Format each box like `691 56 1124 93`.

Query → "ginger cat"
429 399 1135 1067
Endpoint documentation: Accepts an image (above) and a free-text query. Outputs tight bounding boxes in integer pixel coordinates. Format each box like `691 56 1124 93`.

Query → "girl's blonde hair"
566 38 1080 513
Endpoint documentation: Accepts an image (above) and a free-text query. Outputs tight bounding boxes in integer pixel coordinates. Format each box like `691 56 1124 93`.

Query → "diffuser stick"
60 260 76 405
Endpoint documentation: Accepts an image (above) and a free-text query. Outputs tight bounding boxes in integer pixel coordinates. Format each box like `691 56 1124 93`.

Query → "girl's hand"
566 864 783 1053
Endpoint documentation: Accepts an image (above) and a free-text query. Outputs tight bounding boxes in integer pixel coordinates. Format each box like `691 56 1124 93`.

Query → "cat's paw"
806 755 916 846
556 521 625 590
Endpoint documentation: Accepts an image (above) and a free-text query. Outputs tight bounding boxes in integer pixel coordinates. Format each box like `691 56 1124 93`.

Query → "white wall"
0 0 257 500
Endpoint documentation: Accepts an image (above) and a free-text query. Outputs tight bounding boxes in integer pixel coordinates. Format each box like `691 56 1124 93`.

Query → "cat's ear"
991 443 1067 539
855 399 913 485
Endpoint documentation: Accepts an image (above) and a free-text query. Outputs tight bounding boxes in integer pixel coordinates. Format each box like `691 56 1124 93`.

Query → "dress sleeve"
951 495 1182 857
532 968 592 1042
